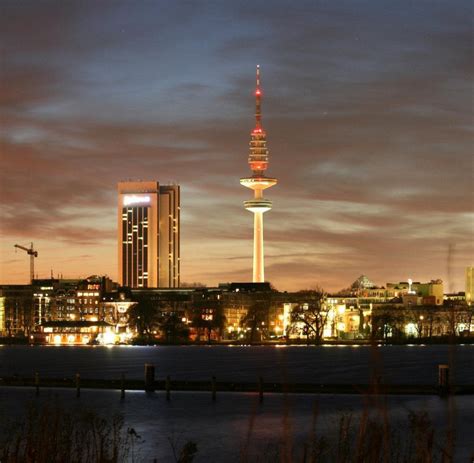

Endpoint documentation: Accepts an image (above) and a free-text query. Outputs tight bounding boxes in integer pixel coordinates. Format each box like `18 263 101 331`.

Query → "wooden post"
166 375 171 401
75 373 80 398
120 373 125 399
211 376 217 401
438 364 449 397
144 364 155 392
35 372 39 396
258 376 264 402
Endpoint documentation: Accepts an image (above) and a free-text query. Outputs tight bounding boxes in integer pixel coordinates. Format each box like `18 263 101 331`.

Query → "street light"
418 315 424 338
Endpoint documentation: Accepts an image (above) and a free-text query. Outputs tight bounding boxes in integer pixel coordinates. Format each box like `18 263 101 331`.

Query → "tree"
240 299 271 343
420 307 438 339
461 308 473 336
444 305 473 338
371 305 404 341
403 309 425 338
288 290 327 344
405 306 438 339
128 299 159 336
158 312 189 343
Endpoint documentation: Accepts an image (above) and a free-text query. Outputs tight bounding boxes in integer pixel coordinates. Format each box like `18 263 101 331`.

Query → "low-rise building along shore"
0 275 472 344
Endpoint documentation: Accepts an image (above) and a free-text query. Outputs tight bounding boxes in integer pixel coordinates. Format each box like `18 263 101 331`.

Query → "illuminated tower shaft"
240 66 277 282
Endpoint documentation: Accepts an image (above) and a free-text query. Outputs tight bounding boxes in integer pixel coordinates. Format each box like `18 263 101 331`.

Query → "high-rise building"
117 181 180 288
466 266 473 305
240 66 277 282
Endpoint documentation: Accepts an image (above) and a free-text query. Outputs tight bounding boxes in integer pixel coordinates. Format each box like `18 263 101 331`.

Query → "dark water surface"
0 387 473 462
1 345 473 461
0 344 473 384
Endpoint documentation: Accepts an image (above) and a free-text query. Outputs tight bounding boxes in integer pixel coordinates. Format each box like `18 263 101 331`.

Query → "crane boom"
14 244 30 252
14 242 38 283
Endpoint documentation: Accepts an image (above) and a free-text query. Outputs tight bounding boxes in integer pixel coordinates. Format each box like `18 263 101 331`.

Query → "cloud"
0 0 472 290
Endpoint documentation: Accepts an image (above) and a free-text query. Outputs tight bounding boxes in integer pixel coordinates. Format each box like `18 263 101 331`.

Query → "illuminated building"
0 297 4 334
75 276 115 321
466 266 474 305
38 321 115 345
349 276 444 306
101 289 136 342
0 285 33 336
386 279 444 305
30 277 107 323
240 66 277 282
118 181 180 288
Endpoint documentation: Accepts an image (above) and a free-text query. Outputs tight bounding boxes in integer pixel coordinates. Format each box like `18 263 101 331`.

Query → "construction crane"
14 242 38 284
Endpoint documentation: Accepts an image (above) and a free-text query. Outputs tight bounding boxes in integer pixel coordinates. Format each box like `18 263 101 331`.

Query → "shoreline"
1 377 473 395
1 337 473 347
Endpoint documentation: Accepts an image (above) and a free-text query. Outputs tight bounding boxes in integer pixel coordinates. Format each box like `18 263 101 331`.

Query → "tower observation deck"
240 65 277 282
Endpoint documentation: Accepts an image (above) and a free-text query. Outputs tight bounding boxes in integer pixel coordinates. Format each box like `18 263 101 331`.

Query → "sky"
0 0 472 292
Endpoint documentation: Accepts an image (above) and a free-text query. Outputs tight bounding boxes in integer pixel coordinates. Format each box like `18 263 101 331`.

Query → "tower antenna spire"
255 64 262 130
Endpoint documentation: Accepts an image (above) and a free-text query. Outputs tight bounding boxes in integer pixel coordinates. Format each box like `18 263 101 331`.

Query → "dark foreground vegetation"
0 399 465 463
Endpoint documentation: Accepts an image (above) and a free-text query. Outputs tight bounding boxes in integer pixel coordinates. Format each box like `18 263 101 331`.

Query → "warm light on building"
405 323 417 336
101 330 116 345
466 266 474 305
0 297 5 334
118 181 180 288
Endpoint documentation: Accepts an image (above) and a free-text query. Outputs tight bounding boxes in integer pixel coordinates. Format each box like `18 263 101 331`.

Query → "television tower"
240 65 277 282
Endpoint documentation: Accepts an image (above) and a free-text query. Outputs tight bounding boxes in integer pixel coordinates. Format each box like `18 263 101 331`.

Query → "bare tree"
158 312 189 343
127 298 159 336
289 289 327 344
445 305 473 338
371 305 404 341
240 299 271 343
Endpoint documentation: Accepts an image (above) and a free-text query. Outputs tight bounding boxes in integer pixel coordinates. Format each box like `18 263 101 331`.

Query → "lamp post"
418 315 424 338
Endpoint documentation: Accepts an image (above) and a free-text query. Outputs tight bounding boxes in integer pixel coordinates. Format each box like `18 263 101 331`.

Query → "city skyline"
1 1 472 291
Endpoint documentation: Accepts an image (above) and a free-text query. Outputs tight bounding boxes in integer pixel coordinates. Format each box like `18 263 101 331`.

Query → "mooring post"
75 373 80 398
211 375 217 401
144 364 155 392
258 376 264 402
166 375 171 401
438 364 450 397
35 372 39 397
121 373 125 399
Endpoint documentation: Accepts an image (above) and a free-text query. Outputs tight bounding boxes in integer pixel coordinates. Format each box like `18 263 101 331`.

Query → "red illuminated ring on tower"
249 162 268 171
